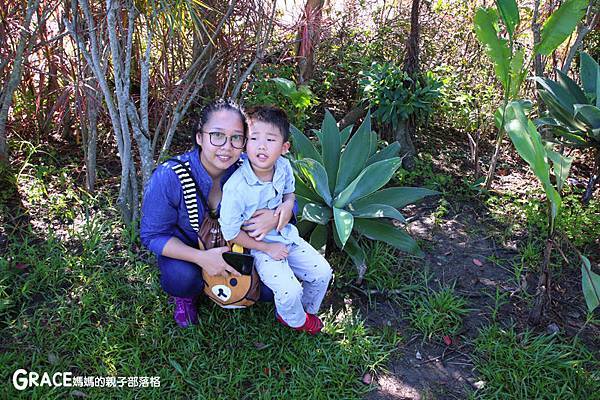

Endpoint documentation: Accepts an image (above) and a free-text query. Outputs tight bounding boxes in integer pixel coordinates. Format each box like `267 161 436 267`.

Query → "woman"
140 99 295 328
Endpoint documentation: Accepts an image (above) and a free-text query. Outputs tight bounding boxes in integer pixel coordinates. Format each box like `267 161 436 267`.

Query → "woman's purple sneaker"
169 296 199 328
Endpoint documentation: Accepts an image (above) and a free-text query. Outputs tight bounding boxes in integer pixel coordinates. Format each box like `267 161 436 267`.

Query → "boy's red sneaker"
276 312 323 335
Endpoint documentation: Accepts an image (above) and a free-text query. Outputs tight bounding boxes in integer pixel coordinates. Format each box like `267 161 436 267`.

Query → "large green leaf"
351 187 439 210
302 202 332 225
580 52 599 102
294 158 332 206
309 223 327 250
296 219 316 238
496 0 519 37
538 89 589 132
290 125 322 163
536 0 588 56
340 125 353 145
366 141 401 166
546 147 573 193
354 219 423 257
294 176 323 203
504 101 562 222
533 76 578 113
574 104 600 129
271 77 295 97
333 207 354 247
556 69 588 105
508 47 526 98
368 131 378 157
320 110 341 194
335 115 373 195
581 255 600 312
349 203 406 222
336 233 366 269
474 7 511 90
333 158 403 208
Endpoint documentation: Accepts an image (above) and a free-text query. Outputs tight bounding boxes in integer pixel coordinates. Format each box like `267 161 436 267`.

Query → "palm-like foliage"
534 51 600 202
290 110 438 275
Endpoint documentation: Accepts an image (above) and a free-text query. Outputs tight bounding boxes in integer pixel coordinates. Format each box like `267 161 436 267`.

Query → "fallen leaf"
415 351 422 360
361 372 372 385
479 277 496 286
70 390 88 398
472 258 483 267
443 335 452 346
473 380 485 390
263 368 272 376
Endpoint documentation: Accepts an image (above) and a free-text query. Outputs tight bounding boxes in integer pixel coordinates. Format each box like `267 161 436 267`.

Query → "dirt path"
360 199 522 399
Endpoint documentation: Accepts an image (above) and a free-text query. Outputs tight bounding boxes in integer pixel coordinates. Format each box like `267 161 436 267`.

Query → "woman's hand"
242 209 278 241
195 246 241 278
263 243 289 261
274 199 294 232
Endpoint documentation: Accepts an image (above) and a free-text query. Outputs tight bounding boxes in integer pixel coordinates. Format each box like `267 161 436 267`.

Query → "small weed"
408 284 470 341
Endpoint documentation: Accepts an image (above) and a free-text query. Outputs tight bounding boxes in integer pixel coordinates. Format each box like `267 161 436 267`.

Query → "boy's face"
246 120 290 173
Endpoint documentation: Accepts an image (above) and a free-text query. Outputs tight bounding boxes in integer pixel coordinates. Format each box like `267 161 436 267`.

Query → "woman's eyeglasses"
203 131 246 149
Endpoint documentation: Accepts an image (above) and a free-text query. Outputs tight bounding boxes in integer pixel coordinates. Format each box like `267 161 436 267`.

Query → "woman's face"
196 109 245 177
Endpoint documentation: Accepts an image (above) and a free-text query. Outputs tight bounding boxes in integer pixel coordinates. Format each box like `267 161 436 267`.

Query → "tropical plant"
290 110 439 279
473 0 589 190
245 74 317 129
502 101 599 319
359 62 442 131
534 51 600 203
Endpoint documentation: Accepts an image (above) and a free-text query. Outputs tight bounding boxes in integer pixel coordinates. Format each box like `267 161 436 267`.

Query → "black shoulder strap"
167 158 212 232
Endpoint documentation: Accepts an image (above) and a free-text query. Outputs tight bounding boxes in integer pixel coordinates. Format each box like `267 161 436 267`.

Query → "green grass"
408 285 470 341
473 325 600 399
1 197 399 399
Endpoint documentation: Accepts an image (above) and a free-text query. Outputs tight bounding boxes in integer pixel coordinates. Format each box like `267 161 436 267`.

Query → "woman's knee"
158 256 204 298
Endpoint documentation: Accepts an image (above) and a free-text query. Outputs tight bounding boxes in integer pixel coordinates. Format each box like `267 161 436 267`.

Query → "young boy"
219 106 332 334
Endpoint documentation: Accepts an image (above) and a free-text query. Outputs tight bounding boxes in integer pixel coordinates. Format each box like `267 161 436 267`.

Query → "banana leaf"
504 101 562 223
581 255 600 312
474 7 511 90
536 0 588 56
496 0 519 37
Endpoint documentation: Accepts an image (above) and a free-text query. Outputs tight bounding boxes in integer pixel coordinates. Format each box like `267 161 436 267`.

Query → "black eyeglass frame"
201 131 247 149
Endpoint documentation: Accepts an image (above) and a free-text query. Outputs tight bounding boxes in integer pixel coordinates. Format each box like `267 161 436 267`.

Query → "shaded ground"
352 128 600 399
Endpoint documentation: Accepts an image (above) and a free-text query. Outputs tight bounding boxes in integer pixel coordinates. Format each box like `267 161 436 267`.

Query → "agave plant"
534 51 600 203
289 110 438 278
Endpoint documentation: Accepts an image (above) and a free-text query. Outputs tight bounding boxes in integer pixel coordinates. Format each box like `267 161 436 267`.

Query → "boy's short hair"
245 105 290 142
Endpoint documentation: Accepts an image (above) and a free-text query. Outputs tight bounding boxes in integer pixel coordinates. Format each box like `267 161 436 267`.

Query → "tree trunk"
297 0 324 84
561 0 599 73
399 0 421 171
0 0 40 161
532 0 544 78
394 119 416 171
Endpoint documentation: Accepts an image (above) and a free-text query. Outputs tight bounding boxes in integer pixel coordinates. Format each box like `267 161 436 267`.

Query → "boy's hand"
264 243 288 261
274 200 294 232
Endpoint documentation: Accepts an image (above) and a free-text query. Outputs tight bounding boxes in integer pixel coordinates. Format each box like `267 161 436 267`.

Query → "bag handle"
168 158 215 219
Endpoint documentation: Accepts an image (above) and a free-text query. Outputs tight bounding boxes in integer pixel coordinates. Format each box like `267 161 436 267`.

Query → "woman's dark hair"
195 98 247 147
